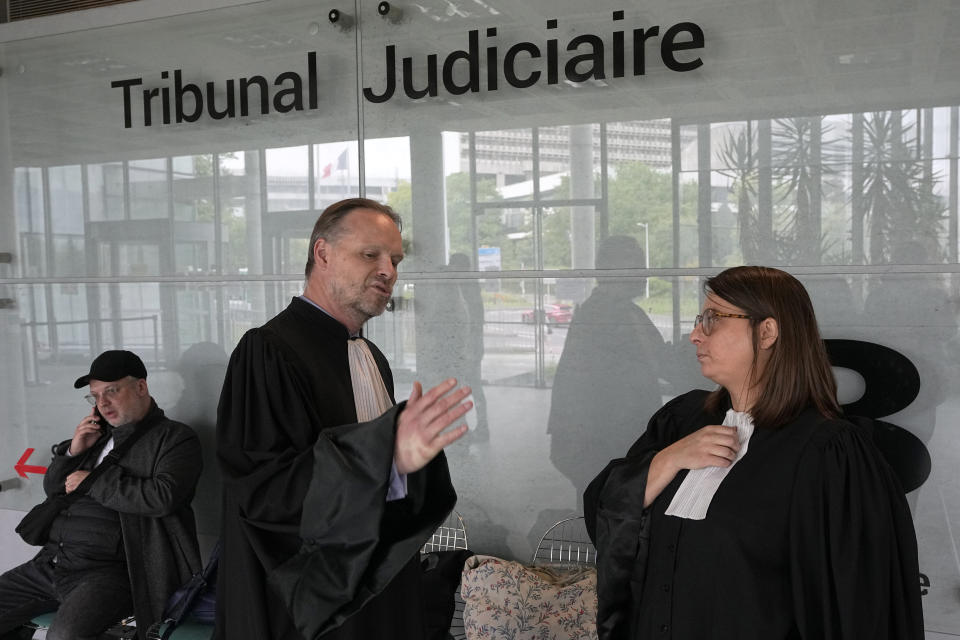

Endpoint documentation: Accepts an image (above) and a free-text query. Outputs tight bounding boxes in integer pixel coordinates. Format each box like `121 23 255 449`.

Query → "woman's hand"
663 425 740 471
644 425 739 507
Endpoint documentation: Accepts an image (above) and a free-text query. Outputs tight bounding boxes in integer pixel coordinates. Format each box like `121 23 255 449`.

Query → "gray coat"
45 402 203 639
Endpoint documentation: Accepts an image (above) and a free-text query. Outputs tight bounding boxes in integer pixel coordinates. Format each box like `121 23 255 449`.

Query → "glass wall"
1 0 959 633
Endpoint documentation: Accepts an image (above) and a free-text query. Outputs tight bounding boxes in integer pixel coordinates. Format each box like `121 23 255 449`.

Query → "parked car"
521 303 574 325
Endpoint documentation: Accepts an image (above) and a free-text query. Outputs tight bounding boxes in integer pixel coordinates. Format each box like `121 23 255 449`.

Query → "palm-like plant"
771 117 842 264
859 111 945 263
718 124 760 263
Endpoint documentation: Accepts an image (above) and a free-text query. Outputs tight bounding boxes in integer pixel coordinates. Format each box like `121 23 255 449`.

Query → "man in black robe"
215 198 473 640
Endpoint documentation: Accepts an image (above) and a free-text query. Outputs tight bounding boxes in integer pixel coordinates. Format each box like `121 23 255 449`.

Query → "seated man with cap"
0 350 203 640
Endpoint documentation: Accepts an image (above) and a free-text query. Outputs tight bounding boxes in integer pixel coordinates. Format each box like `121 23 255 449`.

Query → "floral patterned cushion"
460 554 598 640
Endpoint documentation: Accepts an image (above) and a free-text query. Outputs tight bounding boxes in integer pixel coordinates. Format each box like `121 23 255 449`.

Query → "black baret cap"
74 350 148 389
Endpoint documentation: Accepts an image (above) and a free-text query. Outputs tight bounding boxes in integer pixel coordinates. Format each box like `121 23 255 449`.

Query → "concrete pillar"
0 60 31 499
410 129 447 271
242 150 265 321
568 123 595 303
409 128 449 383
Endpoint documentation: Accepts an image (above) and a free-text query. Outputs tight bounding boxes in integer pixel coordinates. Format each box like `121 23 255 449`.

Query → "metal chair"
421 510 469 553
531 515 597 567
421 510 468 640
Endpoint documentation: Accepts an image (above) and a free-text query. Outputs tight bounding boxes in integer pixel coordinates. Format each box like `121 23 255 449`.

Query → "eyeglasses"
693 308 752 336
84 382 132 406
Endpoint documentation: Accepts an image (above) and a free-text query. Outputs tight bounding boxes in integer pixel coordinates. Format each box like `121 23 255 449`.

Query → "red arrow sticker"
15 448 47 478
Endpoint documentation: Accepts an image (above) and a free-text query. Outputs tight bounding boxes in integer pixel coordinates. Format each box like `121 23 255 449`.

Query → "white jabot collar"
664 409 755 520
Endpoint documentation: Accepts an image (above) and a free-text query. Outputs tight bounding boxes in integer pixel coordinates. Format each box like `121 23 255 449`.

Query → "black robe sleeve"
788 420 924 639
584 391 706 640
222 328 338 523
216 329 322 639
270 407 455 639
217 327 455 640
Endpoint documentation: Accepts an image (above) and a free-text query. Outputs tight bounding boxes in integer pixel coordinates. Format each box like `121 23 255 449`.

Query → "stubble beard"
333 279 392 326
354 293 389 321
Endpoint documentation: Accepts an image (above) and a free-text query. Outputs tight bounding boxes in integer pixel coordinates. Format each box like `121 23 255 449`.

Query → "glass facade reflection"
1 0 959 633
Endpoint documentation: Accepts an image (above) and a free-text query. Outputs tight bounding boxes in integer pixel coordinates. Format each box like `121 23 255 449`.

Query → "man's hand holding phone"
69 407 104 456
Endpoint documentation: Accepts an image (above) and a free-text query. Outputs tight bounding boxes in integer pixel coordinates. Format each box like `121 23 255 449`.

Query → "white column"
569 123 595 303
0 61 31 497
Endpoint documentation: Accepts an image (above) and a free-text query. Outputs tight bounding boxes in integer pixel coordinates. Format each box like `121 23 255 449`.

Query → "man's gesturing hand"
395 378 472 474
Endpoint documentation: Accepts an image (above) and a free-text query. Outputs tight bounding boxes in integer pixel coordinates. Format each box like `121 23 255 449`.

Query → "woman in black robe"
584 266 923 640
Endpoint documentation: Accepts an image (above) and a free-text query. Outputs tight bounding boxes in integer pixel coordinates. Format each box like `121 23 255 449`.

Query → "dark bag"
147 540 221 639
15 413 159 547
15 494 71 546
421 549 474 640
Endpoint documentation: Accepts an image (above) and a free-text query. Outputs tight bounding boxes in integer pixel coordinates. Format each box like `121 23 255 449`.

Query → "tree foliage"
389 162 695 273
607 161 697 268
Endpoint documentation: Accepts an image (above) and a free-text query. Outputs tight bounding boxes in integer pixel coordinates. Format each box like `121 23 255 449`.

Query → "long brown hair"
703 266 840 428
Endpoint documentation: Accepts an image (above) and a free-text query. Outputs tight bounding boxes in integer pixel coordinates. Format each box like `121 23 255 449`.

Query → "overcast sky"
225 132 462 181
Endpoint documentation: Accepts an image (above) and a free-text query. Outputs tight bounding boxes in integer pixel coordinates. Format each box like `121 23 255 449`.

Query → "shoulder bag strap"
74 409 163 495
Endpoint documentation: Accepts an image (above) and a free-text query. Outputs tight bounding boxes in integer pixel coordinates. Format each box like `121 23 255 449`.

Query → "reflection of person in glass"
173 341 229 535
863 240 957 450
415 253 489 441
215 198 472 640
585 266 922 640
548 235 667 505
446 253 489 440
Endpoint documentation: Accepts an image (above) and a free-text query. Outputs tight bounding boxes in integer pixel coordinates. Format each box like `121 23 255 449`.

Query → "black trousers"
0 553 133 640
